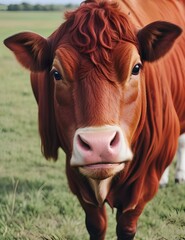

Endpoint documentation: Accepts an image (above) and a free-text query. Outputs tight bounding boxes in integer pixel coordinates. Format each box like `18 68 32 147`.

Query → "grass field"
0 10 185 240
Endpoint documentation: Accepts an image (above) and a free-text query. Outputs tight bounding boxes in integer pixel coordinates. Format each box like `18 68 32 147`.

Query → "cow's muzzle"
70 125 133 179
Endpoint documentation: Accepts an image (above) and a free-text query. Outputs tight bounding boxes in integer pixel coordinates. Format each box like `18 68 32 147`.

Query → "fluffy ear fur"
4 32 51 71
137 21 182 62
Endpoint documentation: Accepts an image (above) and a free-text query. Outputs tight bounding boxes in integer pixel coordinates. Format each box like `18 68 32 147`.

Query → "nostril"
77 135 91 151
110 131 120 148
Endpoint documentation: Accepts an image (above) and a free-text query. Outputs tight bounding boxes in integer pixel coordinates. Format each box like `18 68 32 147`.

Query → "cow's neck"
88 177 113 206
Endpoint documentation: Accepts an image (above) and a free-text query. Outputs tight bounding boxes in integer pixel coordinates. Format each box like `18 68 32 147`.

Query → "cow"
4 0 185 239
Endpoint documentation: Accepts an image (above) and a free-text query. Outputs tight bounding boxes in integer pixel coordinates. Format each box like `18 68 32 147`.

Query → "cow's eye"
131 63 142 75
53 70 63 81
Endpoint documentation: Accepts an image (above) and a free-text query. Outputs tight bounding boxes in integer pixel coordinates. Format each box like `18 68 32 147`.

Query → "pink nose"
71 126 132 166
78 130 120 161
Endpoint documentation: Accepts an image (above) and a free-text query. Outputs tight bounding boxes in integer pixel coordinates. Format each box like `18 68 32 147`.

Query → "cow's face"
52 42 143 180
4 2 181 184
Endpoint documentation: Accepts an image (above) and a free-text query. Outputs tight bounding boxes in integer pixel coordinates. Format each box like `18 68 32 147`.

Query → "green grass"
0 11 185 240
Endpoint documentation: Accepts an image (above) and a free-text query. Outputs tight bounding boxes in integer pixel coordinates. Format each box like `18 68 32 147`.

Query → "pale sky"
0 0 81 4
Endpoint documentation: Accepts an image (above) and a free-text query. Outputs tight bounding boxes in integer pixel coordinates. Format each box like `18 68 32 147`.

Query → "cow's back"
119 0 185 27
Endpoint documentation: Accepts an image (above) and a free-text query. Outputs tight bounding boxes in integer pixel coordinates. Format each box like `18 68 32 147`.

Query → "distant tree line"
7 2 76 11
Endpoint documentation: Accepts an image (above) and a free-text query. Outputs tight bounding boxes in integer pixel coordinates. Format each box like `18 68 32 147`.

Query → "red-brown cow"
4 0 185 239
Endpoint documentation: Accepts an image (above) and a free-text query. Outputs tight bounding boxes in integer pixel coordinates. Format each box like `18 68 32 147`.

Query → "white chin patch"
88 177 113 206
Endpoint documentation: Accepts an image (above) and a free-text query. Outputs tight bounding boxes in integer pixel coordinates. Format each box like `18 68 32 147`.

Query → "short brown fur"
4 0 185 239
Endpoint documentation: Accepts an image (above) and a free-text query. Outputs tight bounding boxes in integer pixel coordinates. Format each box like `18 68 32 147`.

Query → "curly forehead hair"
63 0 138 64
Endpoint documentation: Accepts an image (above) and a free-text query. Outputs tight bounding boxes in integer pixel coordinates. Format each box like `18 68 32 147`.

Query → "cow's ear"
137 21 182 62
4 32 51 72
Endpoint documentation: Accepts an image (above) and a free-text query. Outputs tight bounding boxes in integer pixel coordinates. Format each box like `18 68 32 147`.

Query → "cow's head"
4 1 181 188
